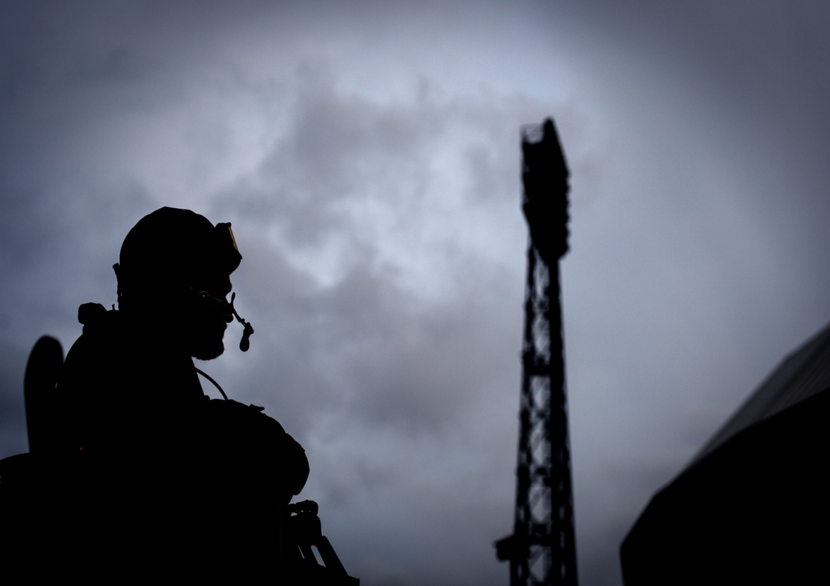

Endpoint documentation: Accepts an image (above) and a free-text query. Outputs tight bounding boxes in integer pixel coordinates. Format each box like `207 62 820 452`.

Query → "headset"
194 289 255 352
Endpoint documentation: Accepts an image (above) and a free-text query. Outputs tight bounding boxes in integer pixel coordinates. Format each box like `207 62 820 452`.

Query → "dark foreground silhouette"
0 208 357 584
621 323 830 586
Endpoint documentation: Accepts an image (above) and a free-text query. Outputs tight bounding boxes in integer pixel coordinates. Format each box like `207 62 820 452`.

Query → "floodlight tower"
495 118 577 586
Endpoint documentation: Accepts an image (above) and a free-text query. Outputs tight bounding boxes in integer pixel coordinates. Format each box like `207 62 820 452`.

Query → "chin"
192 340 226 361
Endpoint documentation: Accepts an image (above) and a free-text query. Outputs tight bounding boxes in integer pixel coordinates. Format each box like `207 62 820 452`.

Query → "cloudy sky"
3 2 830 584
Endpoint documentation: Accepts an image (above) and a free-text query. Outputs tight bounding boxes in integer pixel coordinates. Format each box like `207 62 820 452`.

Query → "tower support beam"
496 118 577 586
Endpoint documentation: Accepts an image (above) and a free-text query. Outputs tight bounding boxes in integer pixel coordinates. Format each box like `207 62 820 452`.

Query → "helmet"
114 207 242 310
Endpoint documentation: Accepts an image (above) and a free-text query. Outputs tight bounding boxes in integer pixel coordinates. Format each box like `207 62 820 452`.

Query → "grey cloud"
323 266 516 436
207 70 535 439
3 3 830 586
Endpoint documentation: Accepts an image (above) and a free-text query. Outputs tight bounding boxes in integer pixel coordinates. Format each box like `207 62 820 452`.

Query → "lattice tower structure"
496 118 577 586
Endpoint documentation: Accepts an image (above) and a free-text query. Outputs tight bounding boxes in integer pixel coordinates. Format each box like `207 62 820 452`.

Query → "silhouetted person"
4 208 308 581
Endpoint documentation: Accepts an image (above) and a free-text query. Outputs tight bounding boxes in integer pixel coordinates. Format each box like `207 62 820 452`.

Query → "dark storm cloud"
237 60 440 248
4 2 830 586
552 6 830 585
206 79 529 448
200 243 520 586
316 261 519 436
0 184 65 272
222 59 543 251
568 1 830 225
196 57 534 585
205 58 542 441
